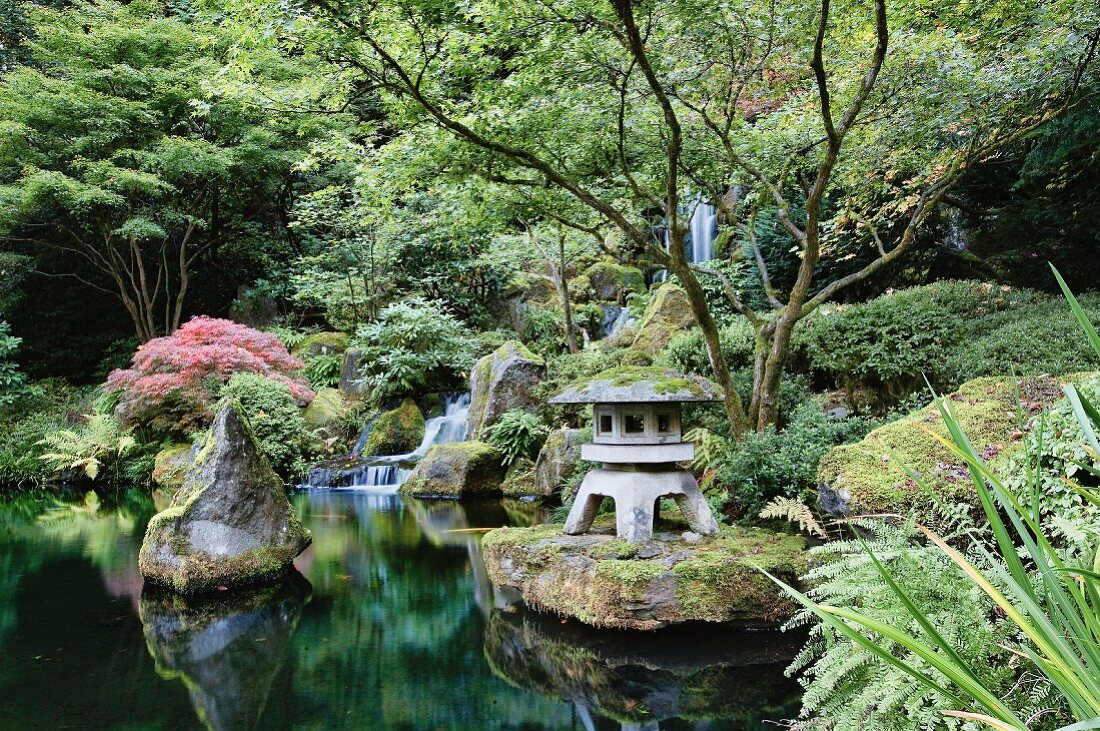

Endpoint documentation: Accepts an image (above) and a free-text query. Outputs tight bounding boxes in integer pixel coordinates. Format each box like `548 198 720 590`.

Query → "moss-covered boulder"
467 340 547 440
631 284 697 356
818 375 1070 517
501 457 539 498
291 331 348 358
533 428 586 498
151 443 198 490
362 398 425 457
400 441 506 498
339 348 368 399
302 388 349 433
583 261 646 302
483 522 805 630
139 402 312 594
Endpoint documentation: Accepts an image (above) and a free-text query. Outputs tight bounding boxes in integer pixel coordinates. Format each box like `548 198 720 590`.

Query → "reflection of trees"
140 575 311 731
484 609 804 727
267 491 570 729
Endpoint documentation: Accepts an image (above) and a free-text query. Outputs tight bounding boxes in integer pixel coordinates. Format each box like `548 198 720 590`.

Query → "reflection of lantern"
549 369 722 542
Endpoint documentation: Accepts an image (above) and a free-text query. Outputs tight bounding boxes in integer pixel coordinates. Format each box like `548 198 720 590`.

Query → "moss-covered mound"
632 283 697 356
302 387 349 432
291 331 348 358
362 397 425 456
400 441 506 498
468 340 547 440
483 521 805 630
817 374 1074 517
582 261 646 302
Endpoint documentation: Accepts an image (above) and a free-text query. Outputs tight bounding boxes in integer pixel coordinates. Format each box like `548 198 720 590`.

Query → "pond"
0 489 803 730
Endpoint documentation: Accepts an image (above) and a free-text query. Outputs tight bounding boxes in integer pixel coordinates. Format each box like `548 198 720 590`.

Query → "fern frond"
760 496 827 538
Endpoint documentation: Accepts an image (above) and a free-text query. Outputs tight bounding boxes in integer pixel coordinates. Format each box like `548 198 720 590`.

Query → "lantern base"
563 468 719 542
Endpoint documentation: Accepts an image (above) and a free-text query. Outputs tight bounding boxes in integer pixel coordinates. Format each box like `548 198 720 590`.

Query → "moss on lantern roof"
549 366 722 404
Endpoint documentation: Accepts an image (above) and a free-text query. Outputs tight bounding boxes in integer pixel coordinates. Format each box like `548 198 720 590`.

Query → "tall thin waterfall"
655 198 717 282
303 392 472 490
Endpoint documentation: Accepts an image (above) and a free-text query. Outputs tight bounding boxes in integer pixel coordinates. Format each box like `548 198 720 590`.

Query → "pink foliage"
107 316 314 432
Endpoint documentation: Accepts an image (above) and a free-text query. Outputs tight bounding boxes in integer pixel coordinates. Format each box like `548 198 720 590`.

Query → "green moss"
497 339 545 366
572 365 716 398
631 284 697 356
152 444 193 489
482 524 805 629
818 374 1073 516
421 392 444 418
362 397 425 457
399 441 505 497
302 388 349 430
582 261 646 301
291 331 349 358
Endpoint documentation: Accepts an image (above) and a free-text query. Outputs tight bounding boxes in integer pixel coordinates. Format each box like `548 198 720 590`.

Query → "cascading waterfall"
654 198 718 282
303 392 472 490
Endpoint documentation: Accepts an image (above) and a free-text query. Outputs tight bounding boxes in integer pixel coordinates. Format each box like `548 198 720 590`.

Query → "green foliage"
351 298 476 403
304 351 343 389
0 321 37 408
484 410 549 466
656 321 756 375
522 306 566 357
690 402 875 520
220 373 317 478
0 381 87 487
37 414 136 482
795 281 1100 405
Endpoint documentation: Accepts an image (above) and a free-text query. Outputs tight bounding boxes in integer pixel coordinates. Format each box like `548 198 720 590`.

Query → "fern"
759 496 827 538
37 414 136 480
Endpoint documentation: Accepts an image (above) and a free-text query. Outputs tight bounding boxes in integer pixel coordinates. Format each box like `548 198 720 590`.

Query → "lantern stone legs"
563 468 719 542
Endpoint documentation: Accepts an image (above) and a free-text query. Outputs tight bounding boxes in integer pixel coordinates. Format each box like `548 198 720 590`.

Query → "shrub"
220 373 317 477
523 305 566 356
485 410 549 466
0 381 88 488
106 316 313 434
655 320 756 375
690 401 876 520
0 321 37 408
351 298 476 403
304 351 343 389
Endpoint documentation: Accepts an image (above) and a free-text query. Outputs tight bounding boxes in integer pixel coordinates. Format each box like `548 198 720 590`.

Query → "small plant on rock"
485 410 549 466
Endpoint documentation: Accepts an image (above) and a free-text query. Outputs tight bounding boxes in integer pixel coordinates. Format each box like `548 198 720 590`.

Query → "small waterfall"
603 307 635 338
302 392 472 490
654 197 717 281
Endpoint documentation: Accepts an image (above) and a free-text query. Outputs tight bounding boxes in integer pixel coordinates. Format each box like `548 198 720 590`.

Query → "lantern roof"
549 366 723 404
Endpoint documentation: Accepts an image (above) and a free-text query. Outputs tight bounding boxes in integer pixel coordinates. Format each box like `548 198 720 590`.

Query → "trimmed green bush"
220 373 317 478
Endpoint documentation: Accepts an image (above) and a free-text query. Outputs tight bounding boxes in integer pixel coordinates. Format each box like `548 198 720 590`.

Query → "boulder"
152 443 199 490
302 387 349 433
139 402 312 593
291 331 348 358
631 284 697 356
400 441 506 498
483 522 805 630
583 261 646 302
467 341 547 440
362 397 425 457
500 457 539 498
339 348 368 399
818 375 1069 517
533 428 587 498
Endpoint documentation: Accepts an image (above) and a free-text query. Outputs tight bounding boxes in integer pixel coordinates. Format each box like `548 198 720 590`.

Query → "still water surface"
0 489 802 730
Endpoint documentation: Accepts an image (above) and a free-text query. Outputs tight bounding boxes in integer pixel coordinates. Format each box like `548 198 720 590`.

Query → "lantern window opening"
623 412 646 435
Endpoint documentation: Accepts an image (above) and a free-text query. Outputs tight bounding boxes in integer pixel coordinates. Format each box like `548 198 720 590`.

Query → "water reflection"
140 575 311 731
485 607 804 729
0 489 804 729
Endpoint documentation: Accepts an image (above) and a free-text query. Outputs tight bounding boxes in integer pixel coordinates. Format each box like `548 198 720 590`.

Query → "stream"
0 488 803 729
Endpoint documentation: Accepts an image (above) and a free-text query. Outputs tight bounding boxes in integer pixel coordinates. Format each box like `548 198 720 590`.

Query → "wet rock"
400 441 506 498
139 401 312 593
467 341 546 440
482 522 805 630
582 261 646 302
339 349 368 399
631 284 697 356
362 398 425 457
532 428 586 499
140 575 311 731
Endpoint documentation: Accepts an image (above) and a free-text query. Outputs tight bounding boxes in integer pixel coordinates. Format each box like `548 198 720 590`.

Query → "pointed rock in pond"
139 400 311 594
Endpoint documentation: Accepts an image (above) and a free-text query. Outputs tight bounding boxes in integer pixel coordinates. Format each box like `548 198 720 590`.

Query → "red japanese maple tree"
107 316 314 433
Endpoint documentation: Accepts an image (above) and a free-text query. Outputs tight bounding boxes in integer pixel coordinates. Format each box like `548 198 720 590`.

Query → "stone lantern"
549 368 721 542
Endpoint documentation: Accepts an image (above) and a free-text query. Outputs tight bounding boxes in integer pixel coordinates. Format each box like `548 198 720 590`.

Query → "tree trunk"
668 248 749 438
556 233 579 354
